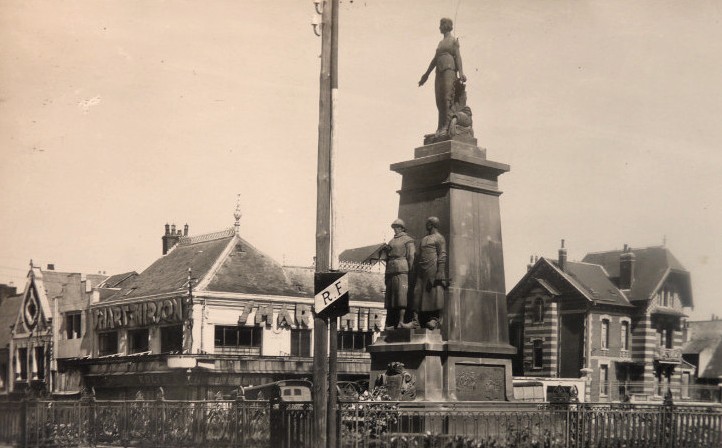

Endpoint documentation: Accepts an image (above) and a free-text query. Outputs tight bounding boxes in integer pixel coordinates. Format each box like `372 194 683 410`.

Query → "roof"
0 295 21 348
582 246 691 305
106 228 385 303
98 271 137 288
563 261 631 307
206 237 303 296
507 257 631 309
107 229 236 300
338 244 385 264
683 320 722 379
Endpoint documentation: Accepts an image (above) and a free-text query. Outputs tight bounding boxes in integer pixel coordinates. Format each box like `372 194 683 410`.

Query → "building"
508 242 694 402
682 318 722 401
1 264 108 398
64 220 386 399
0 290 21 397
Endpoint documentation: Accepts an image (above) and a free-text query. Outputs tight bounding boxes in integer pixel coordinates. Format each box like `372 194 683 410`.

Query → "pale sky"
1 0 720 320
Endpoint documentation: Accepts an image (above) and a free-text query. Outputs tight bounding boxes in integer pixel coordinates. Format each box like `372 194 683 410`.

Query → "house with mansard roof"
71 220 386 400
508 242 695 402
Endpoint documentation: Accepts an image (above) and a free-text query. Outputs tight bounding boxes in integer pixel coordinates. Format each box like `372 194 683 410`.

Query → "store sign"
94 297 183 330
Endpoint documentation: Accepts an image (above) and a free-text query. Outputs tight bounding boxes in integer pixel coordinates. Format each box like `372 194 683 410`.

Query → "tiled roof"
562 261 631 307
0 295 21 348
108 229 235 300
507 258 631 309
205 238 302 296
683 321 722 379
105 228 385 303
98 271 137 288
582 246 691 304
338 244 385 264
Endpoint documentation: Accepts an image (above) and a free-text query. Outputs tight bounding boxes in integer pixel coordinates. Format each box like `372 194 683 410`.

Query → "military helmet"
390 219 406 229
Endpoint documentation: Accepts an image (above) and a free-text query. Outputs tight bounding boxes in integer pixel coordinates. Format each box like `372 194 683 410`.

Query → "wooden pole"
327 0 339 445
313 1 334 447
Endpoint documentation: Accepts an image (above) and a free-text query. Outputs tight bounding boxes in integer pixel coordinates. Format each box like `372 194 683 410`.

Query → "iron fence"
2 398 270 448
338 401 722 448
0 398 720 447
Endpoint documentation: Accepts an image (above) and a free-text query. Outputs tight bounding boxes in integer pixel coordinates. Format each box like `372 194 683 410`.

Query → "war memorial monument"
368 18 515 402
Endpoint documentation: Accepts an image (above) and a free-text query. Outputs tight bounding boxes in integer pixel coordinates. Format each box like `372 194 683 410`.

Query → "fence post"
20 398 27 448
662 388 675 448
235 391 244 447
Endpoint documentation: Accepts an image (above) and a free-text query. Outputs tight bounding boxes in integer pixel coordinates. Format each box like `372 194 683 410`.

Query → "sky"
0 0 720 320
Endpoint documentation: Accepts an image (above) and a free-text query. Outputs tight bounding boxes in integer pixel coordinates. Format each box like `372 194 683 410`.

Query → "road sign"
314 272 349 319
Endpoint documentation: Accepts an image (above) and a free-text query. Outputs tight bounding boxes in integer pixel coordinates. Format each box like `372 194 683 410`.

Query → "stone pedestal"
368 139 516 401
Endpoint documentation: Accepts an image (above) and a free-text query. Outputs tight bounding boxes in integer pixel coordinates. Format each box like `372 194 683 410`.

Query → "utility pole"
313 1 337 447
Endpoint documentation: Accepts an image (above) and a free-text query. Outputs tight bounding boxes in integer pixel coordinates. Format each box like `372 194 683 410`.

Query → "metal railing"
1 397 720 447
1 398 271 448
338 401 722 448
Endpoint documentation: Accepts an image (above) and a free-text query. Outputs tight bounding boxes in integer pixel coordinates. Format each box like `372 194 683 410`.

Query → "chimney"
46 263 55 271
184 223 189 236
162 222 181 255
527 255 535 272
619 244 635 290
558 239 567 272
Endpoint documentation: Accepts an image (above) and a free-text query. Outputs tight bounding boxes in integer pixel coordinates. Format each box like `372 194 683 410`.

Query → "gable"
15 270 52 335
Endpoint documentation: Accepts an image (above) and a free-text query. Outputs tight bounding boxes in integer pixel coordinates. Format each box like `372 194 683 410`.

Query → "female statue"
419 18 466 138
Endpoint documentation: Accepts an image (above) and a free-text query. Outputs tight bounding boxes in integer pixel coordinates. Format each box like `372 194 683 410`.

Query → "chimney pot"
619 247 636 290
171 224 176 234
558 240 568 272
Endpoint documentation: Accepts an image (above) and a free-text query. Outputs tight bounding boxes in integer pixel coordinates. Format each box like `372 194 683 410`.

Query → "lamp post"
311 1 339 447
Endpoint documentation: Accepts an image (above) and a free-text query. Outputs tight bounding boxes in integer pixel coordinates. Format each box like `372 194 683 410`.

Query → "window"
128 328 150 354
0 362 6 390
66 312 82 339
17 348 28 381
160 325 184 353
337 330 373 352
601 319 609 349
600 365 609 396
621 321 629 351
681 372 690 398
214 325 262 354
533 298 544 323
532 339 543 369
290 328 311 357
34 347 45 381
98 331 119 356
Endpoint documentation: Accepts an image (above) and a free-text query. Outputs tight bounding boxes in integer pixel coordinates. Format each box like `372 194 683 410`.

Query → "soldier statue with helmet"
380 219 415 328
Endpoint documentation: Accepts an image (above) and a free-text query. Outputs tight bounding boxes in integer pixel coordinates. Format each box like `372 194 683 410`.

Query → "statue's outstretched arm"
419 57 436 86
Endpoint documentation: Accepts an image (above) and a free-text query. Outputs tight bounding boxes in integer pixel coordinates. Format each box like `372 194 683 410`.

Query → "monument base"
368 329 515 401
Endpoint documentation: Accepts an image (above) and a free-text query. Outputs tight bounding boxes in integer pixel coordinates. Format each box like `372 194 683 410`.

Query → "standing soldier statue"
412 216 448 330
381 219 415 329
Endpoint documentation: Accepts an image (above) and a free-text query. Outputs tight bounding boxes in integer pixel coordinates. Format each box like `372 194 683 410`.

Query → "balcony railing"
654 347 682 362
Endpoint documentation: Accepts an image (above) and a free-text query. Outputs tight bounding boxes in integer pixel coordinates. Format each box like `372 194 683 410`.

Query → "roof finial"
233 193 242 234
29 259 34 268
